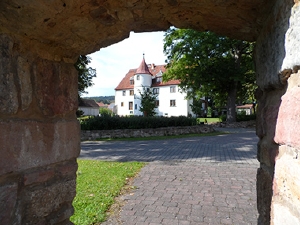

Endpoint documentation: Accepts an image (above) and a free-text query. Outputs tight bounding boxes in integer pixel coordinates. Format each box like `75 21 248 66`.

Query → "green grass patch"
93 131 226 142
70 160 145 225
197 117 220 123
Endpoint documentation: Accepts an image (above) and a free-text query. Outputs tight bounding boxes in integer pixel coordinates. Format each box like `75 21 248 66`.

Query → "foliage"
74 55 97 96
80 116 197 130
70 160 145 225
76 109 84 118
99 107 114 117
163 28 256 122
138 88 158 117
236 114 256 122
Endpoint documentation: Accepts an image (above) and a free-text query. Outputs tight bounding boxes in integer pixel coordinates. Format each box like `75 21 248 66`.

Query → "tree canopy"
74 55 97 97
163 28 256 122
138 87 158 117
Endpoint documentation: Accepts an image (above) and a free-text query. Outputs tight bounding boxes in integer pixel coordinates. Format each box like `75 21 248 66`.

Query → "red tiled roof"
97 102 107 107
115 64 181 90
236 104 253 109
135 57 151 74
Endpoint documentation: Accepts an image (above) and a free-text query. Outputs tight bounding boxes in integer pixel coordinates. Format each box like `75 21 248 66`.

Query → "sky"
82 31 167 97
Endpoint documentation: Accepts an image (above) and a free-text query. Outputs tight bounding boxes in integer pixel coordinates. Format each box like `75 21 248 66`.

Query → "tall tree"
163 28 255 122
138 88 158 117
74 55 97 97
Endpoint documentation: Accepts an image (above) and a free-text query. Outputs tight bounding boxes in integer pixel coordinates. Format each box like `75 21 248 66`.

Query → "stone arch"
1 0 300 224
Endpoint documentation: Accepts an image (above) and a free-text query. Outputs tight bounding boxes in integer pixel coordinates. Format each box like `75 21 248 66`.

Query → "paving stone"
81 128 259 225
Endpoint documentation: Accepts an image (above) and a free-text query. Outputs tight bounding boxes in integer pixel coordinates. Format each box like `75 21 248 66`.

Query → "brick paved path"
80 128 259 225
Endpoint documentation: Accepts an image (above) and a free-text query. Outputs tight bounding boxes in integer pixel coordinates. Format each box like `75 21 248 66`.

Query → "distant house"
78 99 99 116
115 57 204 117
236 104 254 115
97 101 109 109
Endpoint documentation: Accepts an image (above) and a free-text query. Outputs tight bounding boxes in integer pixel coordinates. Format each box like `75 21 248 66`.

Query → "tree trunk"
226 84 237 123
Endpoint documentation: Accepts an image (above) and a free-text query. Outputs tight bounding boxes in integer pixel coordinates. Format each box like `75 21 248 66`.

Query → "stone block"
22 179 76 224
275 85 300 149
0 182 19 224
34 58 78 117
0 120 80 176
271 145 300 223
257 167 273 225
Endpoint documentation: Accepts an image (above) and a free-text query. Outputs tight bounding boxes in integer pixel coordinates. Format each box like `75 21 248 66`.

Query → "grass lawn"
198 117 220 123
70 160 145 225
94 131 226 142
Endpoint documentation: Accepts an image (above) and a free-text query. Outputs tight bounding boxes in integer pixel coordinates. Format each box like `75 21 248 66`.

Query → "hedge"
80 116 197 130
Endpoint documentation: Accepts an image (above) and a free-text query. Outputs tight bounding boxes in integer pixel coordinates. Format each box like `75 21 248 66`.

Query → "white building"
115 57 199 117
78 99 99 116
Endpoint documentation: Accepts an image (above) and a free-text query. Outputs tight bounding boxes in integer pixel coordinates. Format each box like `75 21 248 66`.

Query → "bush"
219 114 226 122
80 116 197 130
236 114 256 122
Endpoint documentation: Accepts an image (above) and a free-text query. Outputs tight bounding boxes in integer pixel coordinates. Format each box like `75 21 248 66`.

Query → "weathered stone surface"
0 34 19 114
257 167 273 225
23 180 76 224
0 120 80 175
0 183 19 225
0 0 274 60
274 74 300 149
272 145 300 224
34 58 78 117
255 0 294 90
81 125 215 141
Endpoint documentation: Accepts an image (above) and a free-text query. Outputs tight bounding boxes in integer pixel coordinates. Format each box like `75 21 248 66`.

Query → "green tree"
74 55 97 97
99 107 114 117
163 28 255 122
138 88 158 117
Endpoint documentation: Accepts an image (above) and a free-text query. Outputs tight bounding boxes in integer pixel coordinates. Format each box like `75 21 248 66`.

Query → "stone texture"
272 145 300 224
81 125 215 141
0 0 274 60
0 120 80 176
255 0 294 90
34 58 78 117
0 183 19 225
257 167 273 225
274 73 300 149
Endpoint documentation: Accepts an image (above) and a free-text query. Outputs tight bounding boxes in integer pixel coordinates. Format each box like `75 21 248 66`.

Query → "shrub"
81 115 197 130
236 114 256 122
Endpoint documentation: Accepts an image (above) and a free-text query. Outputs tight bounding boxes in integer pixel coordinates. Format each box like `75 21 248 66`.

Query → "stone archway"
0 0 299 224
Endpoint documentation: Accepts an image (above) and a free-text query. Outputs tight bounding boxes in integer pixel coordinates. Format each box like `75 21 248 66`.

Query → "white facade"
115 58 201 117
78 107 99 116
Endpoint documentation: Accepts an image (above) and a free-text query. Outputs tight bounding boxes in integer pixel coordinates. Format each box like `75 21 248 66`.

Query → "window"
130 90 134 95
130 80 134 85
153 88 159 94
155 100 159 107
170 86 176 93
156 77 162 83
121 102 124 107
170 100 176 107
135 104 137 110
136 75 140 80
129 101 133 110
122 91 126 96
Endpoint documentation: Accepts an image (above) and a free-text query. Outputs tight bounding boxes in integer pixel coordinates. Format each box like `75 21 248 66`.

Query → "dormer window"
130 76 134 85
156 77 162 83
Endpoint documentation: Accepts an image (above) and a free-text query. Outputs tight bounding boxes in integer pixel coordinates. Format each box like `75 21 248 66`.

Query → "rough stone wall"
81 125 214 141
255 0 300 224
0 34 80 224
